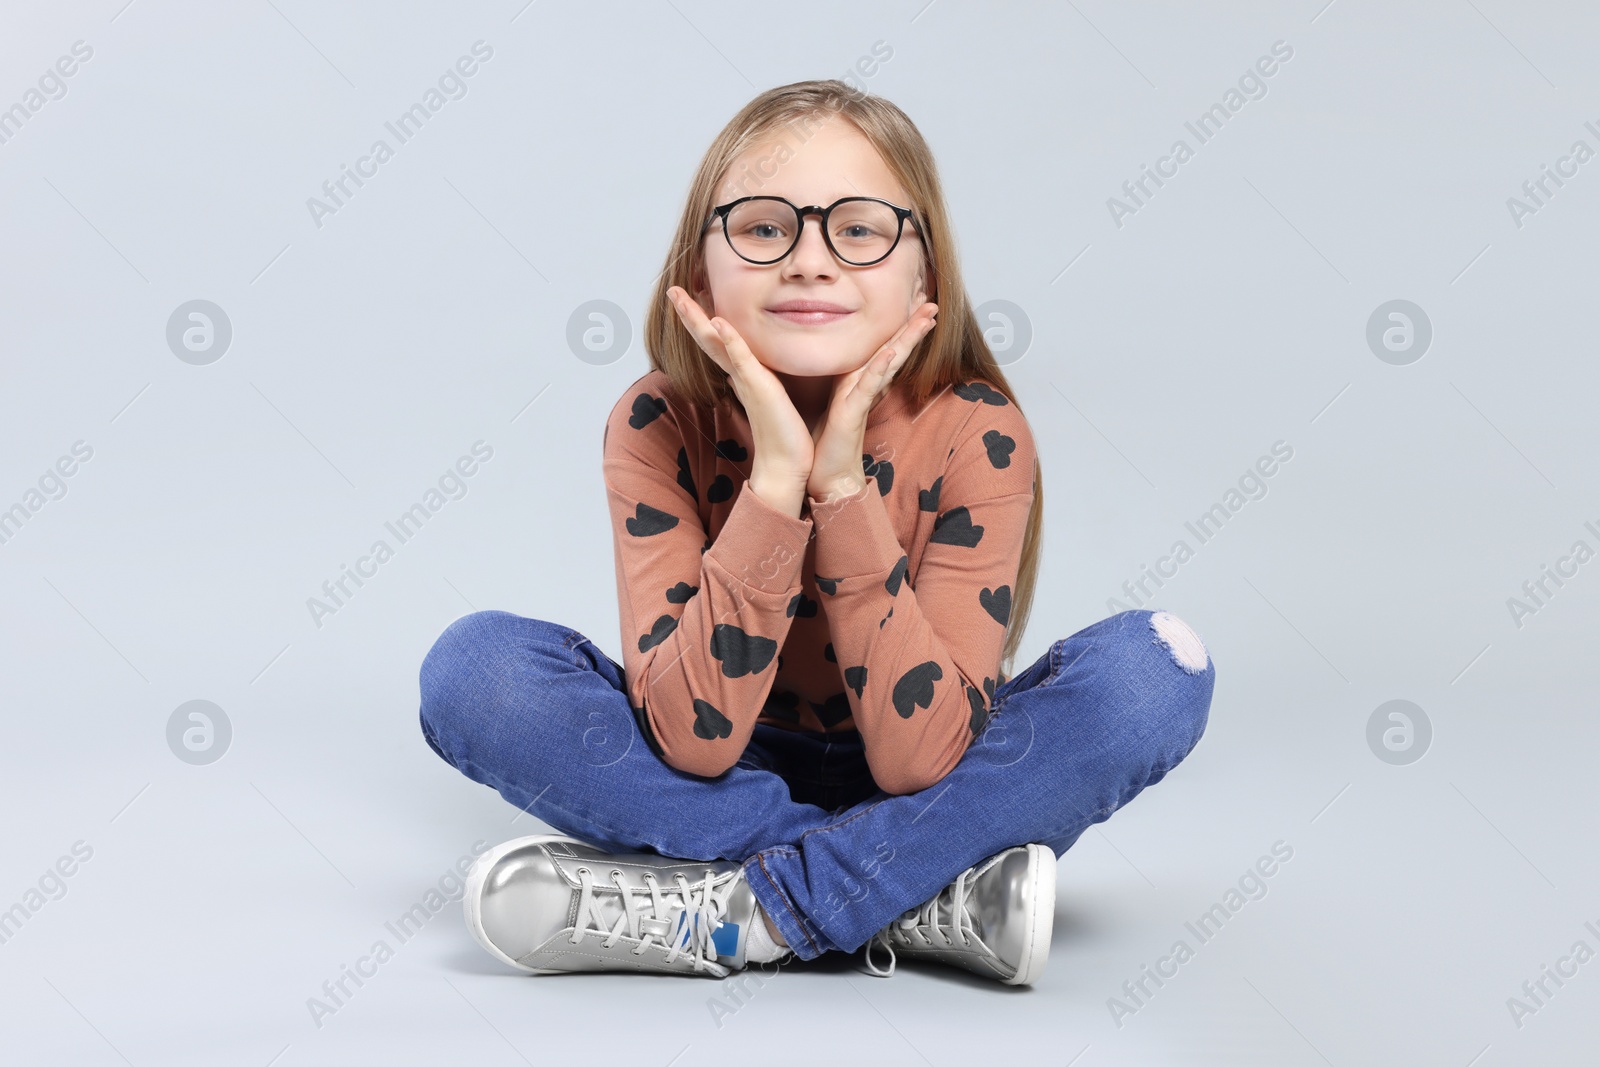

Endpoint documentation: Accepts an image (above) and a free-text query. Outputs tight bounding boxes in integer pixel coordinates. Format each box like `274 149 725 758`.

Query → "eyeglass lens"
723 199 903 265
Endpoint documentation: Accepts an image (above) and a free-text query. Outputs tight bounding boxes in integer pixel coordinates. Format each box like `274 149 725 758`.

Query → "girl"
419 80 1214 986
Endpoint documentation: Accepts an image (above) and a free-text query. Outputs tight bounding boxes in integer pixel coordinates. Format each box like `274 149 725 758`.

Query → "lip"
765 300 855 325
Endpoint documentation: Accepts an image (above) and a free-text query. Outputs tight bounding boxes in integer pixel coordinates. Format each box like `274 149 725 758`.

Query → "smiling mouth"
765 308 854 326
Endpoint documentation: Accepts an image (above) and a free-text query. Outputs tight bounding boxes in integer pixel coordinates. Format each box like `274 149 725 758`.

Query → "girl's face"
692 116 930 379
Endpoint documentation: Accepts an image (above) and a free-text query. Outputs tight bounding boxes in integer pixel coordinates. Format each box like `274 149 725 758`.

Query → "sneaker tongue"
577 868 757 965
935 882 980 939
633 898 742 961
574 877 669 939
597 880 745 961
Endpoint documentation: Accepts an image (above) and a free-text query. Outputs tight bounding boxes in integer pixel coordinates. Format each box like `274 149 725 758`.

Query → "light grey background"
3 1 1597 1064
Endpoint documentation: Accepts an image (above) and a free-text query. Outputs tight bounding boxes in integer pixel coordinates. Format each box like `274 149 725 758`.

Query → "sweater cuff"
704 482 813 594
809 475 904 580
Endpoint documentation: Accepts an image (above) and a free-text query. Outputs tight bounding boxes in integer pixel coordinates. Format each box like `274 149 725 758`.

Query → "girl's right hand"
666 286 815 500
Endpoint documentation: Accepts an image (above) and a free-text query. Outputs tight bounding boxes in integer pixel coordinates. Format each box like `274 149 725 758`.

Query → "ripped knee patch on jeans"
1149 611 1209 674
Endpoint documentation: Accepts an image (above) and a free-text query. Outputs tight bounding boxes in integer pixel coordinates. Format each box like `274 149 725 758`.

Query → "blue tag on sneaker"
675 913 741 959
711 920 740 959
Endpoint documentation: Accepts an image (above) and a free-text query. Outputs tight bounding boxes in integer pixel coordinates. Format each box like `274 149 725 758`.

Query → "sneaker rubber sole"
1006 842 1057 986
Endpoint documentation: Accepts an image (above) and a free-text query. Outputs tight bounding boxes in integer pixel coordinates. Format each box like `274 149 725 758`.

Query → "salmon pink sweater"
602 369 1037 795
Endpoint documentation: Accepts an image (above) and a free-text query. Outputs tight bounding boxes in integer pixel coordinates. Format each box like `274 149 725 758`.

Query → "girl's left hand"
806 302 938 505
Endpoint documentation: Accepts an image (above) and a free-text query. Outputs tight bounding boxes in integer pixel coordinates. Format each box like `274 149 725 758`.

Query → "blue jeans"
418 608 1214 961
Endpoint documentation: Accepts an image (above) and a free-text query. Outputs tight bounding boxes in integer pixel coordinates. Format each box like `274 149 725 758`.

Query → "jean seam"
445 747 729 861
794 792 895 844
562 630 598 672
753 850 822 956
419 707 447 761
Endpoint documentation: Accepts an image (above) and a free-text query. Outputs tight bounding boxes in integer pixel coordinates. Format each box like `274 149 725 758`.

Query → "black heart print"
715 439 749 462
862 452 894 494
786 592 818 618
918 477 942 512
692 699 732 740
980 585 1011 625
638 613 677 652
931 506 984 547
983 429 1016 469
815 575 840 596
626 502 679 537
707 474 734 503
676 447 696 499
666 582 697 604
953 381 1008 406
844 665 868 698
965 684 987 735
709 623 776 677
892 661 943 719
629 392 668 428
885 555 909 596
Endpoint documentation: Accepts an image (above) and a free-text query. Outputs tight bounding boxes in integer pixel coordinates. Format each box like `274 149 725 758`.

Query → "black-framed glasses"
701 195 922 267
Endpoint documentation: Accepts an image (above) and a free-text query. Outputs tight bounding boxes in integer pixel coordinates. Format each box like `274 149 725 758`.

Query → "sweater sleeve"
603 384 814 777
807 393 1036 795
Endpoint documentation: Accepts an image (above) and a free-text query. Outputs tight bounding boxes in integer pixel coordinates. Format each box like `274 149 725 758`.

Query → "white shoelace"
569 864 738 977
862 866 979 978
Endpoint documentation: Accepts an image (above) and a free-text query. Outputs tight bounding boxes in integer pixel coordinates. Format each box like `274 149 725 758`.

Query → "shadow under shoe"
464 835 768 978
862 842 1056 986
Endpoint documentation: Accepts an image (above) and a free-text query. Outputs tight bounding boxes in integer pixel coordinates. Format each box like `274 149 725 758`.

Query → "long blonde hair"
641 79 1044 682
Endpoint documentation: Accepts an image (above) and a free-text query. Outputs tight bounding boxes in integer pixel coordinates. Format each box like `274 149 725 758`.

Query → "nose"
781 209 839 278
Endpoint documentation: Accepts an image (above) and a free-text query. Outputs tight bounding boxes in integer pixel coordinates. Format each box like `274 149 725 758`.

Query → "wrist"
747 472 807 518
808 474 868 505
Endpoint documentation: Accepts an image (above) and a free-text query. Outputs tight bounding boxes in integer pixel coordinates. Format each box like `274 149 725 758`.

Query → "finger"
707 316 764 382
856 307 936 399
667 288 733 376
887 312 936 376
878 303 938 368
888 306 938 371
667 287 720 351
664 288 757 384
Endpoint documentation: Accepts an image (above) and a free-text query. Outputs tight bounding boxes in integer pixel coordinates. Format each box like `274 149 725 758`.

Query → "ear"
690 266 714 317
909 258 930 312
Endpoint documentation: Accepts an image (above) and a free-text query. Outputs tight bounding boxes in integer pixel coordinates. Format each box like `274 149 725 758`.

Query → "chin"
758 342 863 377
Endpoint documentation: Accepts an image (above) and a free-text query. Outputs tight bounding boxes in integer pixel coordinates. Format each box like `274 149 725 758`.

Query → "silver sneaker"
862 842 1055 986
464 834 769 978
